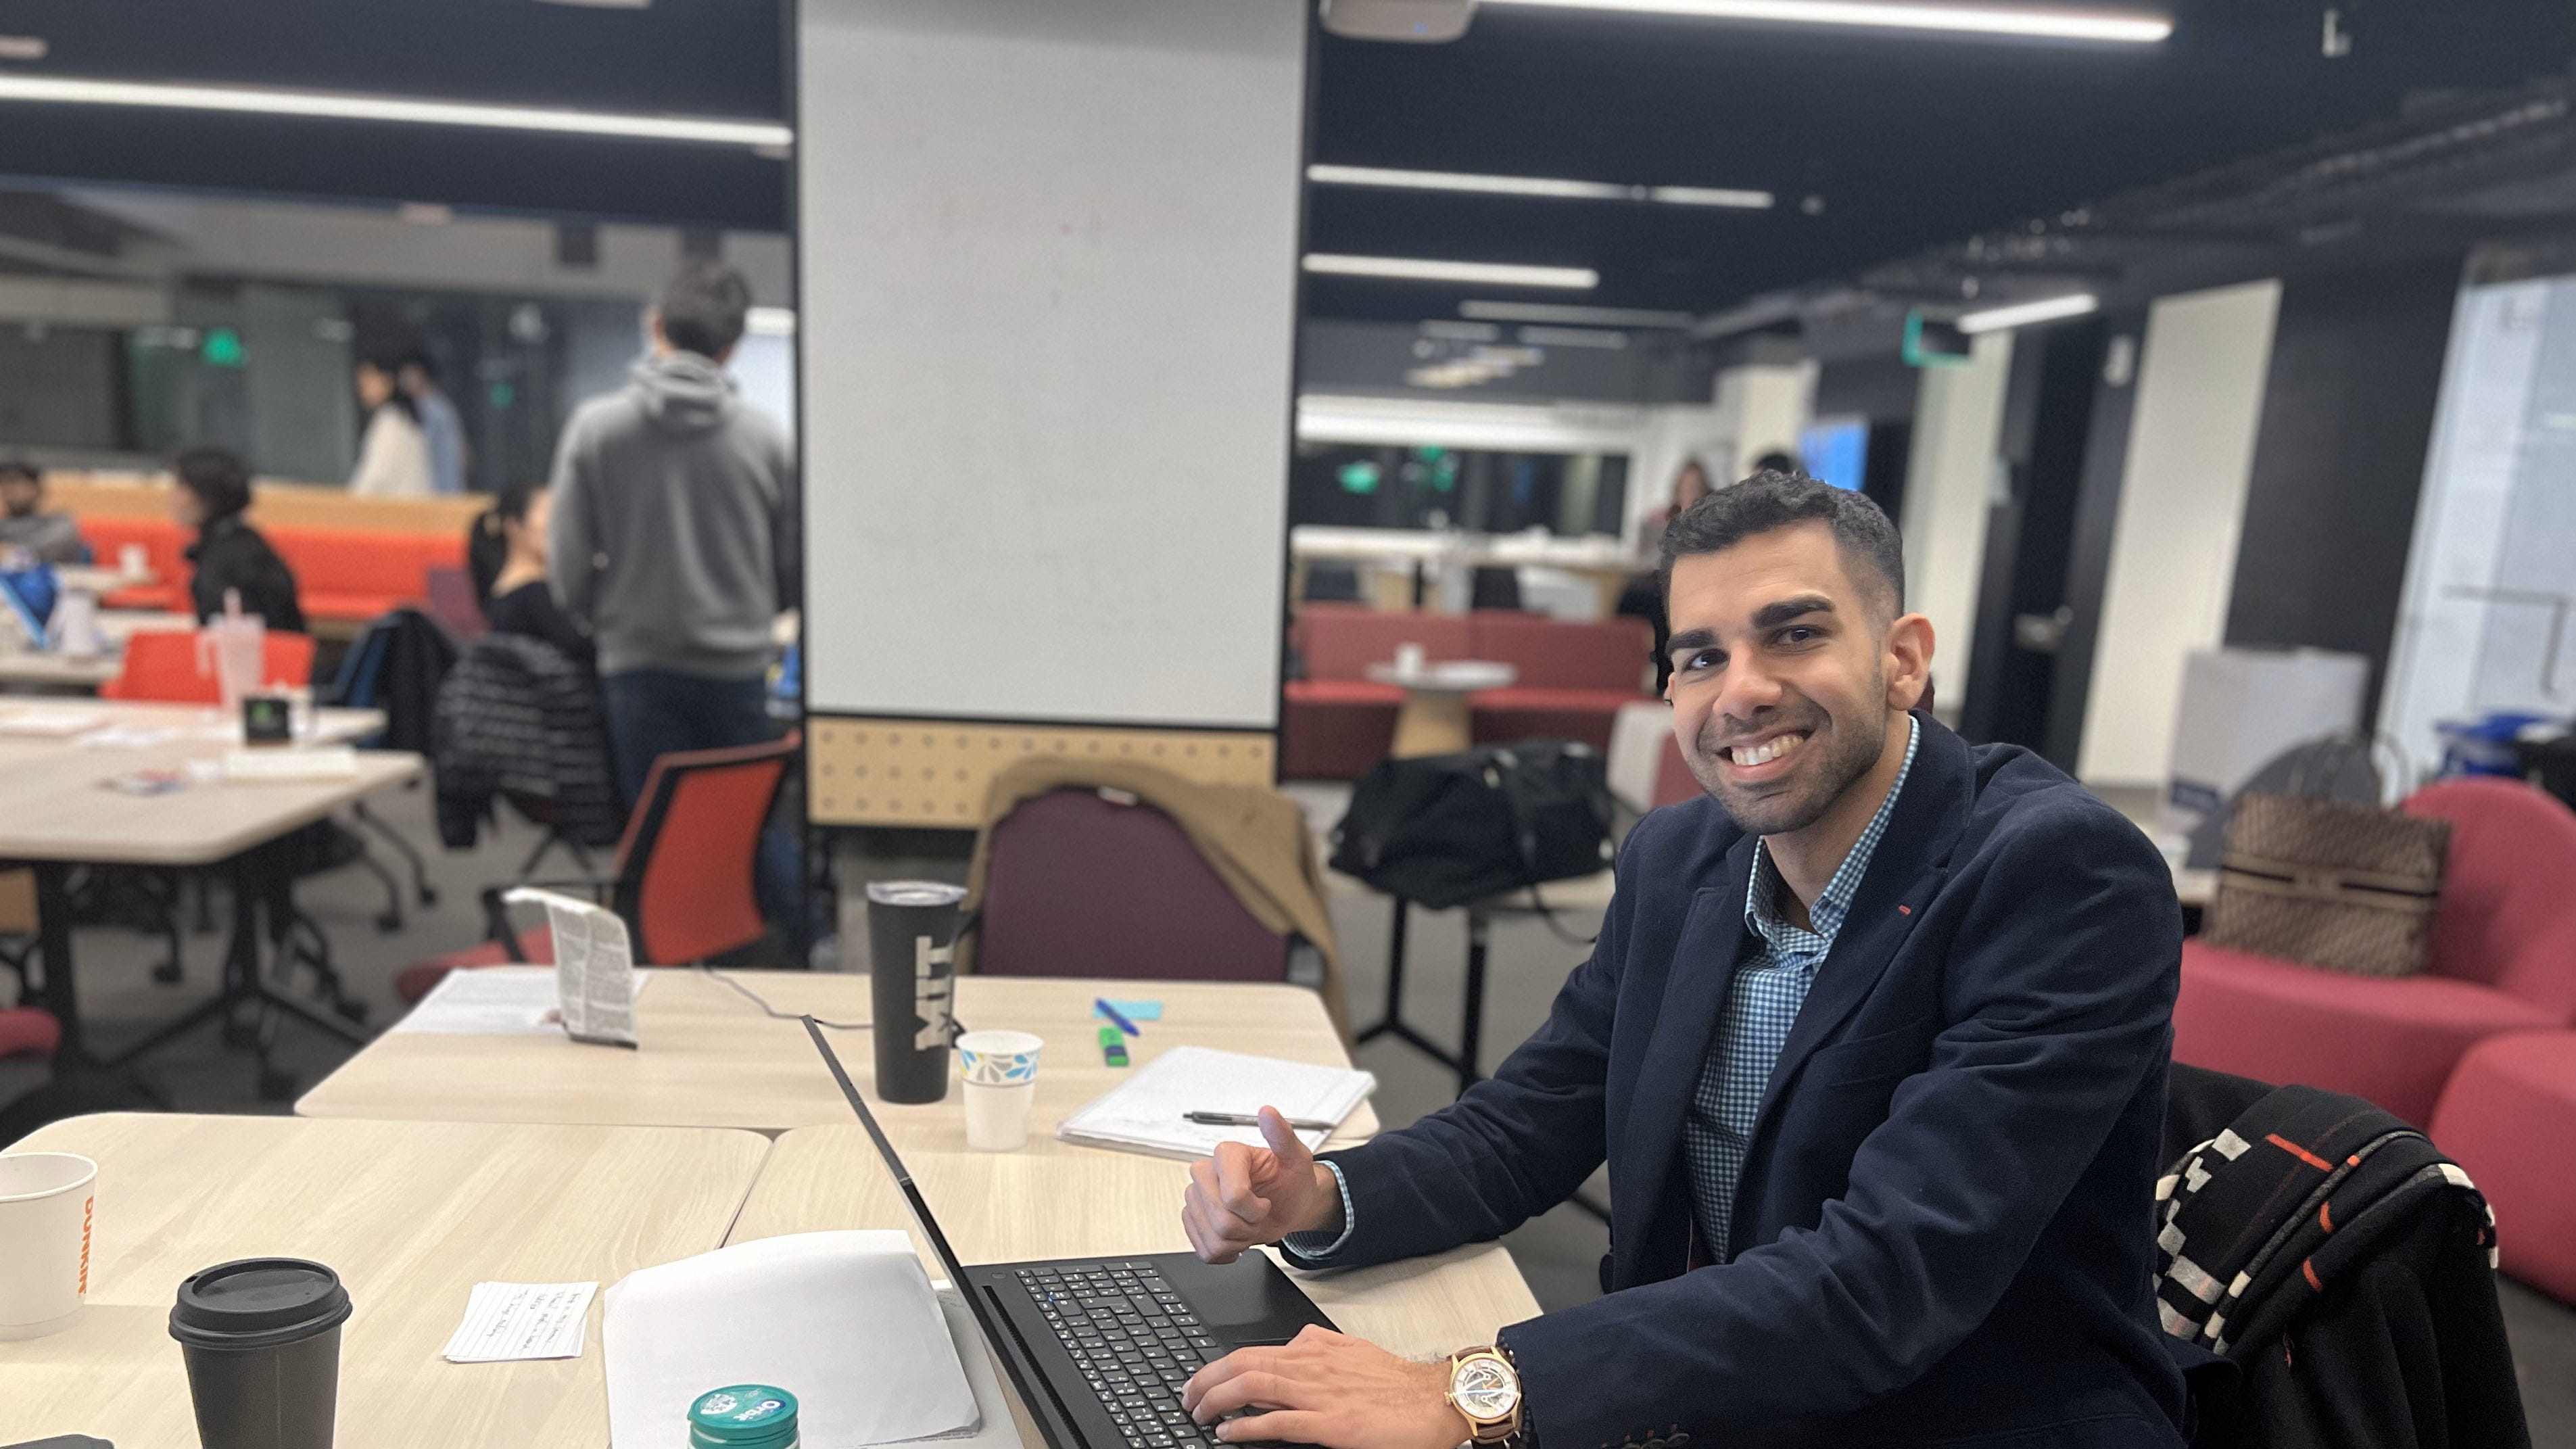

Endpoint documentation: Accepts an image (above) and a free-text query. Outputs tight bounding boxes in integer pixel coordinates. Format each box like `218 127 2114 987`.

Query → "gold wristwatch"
1446 1345 1525 1447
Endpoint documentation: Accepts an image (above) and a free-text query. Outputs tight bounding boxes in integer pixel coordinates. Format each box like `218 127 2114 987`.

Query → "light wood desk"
0 611 194 692
0 1112 769 1449
0 701 411 1066
734 1124 1542 1364
302 972 1380 1140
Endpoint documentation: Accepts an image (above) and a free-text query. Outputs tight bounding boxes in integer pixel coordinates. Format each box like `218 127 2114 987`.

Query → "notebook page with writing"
1057 1045 1375 1161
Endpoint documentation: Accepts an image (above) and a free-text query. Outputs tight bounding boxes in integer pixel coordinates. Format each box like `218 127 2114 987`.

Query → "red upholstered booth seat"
2176 778 2576 1128
0 1006 59 1060
73 516 467 625
2429 1030 2576 1302
1281 608 1475 779
1464 611 1656 752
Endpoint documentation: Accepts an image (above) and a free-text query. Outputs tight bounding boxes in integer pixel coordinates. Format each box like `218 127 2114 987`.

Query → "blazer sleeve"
1500 802 2180 1446
1282 829 1637 1272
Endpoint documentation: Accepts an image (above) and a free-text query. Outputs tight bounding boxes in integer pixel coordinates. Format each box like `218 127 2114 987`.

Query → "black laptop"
805 1019 1336 1449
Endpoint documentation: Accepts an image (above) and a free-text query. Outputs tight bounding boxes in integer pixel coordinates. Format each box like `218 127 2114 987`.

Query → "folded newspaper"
503 886 641 1048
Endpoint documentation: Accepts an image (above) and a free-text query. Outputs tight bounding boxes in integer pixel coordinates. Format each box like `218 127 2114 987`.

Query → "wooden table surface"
0 610 194 690
0 1113 770 1449
734 1123 1542 1363
0 702 405 866
300 972 1381 1140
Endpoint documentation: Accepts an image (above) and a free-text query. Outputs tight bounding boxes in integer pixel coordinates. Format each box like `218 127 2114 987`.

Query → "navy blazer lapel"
1615 833 1758 1250
1755 714 1975 1115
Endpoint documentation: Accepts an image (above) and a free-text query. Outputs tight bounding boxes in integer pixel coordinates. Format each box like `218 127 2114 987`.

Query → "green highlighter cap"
690 1384 800 1448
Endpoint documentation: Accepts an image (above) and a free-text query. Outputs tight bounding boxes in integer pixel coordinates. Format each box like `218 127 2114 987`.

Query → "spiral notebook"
1055 1045 1375 1161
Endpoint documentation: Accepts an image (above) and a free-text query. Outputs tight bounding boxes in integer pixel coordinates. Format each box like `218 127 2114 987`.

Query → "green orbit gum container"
688 1383 800 1448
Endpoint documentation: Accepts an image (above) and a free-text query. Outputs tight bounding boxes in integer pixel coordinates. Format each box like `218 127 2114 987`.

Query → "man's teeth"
1730 732 1806 767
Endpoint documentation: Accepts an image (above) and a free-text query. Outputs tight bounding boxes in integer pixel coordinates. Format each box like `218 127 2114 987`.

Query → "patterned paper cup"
957 1030 1043 1086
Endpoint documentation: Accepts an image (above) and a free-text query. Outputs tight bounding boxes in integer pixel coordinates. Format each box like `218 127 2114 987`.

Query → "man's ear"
1885 611 1934 711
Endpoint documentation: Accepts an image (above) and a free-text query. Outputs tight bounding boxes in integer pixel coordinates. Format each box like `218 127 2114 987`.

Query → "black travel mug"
866 881 965 1104
168 1258 354 1449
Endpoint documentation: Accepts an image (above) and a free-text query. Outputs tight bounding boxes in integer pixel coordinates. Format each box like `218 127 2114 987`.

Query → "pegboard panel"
807 717 1276 828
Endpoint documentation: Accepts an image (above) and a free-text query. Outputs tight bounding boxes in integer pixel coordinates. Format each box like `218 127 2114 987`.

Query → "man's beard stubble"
1688 678 1888 838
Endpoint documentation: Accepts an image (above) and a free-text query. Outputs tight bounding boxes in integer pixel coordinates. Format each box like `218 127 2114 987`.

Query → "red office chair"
101 628 316 702
976 787 1291 982
0 1007 59 1062
408 732 800 1003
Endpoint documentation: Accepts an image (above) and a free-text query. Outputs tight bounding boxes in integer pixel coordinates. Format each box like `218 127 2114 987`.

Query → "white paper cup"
118 544 148 577
957 1030 1043 1151
0 1151 97 1339
964 1080 1039 1151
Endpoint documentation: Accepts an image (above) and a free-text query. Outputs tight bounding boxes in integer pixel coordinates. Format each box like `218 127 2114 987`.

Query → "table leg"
1389 690 1473 759
32 861 83 1071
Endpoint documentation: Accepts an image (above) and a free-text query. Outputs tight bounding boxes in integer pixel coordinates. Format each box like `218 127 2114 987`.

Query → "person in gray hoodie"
548 260 801 934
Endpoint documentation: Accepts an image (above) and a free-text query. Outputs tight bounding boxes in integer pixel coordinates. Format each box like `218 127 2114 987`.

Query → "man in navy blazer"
1179 472 2188 1449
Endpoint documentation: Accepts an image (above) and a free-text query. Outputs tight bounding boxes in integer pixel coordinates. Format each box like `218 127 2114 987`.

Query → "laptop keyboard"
1013 1262 1233 1449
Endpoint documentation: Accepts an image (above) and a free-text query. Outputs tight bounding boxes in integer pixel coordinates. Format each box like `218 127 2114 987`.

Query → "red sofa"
76 515 464 627
2429 1030 2576 1302
2174 778 2576 1127
1280 606 1656 779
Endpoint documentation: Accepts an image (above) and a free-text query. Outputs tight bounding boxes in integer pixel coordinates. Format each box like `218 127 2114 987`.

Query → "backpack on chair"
1330 742 1614 910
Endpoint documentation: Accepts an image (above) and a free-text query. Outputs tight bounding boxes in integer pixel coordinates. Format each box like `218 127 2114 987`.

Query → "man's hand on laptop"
1184 1324 1466 1449
1181 1106 1341 1263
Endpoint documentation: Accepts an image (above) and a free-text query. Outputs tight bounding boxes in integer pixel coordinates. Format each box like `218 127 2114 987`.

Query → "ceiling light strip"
1481 0 2170 43
0 74 792 147
1309 164 1773 209
1460 300 1694 327
1955 292 2099 333
1304 254 1598 290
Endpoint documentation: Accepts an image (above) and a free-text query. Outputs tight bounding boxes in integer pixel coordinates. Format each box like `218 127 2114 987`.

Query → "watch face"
1452 1356 1521 1421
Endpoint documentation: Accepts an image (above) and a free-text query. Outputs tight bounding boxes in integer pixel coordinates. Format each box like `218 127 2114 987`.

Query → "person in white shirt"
348 352 435 498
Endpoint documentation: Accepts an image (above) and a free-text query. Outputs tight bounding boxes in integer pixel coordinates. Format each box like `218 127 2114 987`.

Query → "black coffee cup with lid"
168 1258 353 1449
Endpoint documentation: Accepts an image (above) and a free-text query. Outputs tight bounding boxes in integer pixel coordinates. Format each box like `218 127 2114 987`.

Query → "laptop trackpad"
1163 1254 1335 1348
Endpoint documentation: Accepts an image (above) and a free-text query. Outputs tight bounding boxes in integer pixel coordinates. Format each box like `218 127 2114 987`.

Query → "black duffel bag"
1330 741 1615 909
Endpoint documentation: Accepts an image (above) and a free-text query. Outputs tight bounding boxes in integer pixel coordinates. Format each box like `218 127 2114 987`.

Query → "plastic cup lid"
169 1258 353 1350
690 1384 800 1447
865 880 966 907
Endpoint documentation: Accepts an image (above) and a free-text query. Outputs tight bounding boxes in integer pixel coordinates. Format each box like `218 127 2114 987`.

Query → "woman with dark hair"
170 447 304 632
470 481 593 672
348 350 434 497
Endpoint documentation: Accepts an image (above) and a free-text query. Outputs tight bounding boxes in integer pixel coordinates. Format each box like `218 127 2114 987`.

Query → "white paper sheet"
442 1281 599 1362
604 1231 980 1449
1056 1045 1374 1161
392 966 651 1037
505 886 641 1047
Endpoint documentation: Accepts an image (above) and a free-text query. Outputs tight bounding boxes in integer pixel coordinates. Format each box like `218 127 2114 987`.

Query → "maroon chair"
2175 778 2576 1126
1466 611 1657 751
0 1007 57 1062
1281 607 1475 779
2429 1030 2576 1302
976 788 1290 981
408 733 799 1003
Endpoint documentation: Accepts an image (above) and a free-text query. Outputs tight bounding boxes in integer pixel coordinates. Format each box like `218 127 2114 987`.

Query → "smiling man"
1178 471 2188 1448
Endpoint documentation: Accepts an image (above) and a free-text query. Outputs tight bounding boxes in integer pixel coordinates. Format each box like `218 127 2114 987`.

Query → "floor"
2 775 2569 1444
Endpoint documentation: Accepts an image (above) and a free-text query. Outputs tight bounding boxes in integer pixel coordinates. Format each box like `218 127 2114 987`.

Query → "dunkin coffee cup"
866 881 965 1104
169 1258 353 1449
0 1151 96 1339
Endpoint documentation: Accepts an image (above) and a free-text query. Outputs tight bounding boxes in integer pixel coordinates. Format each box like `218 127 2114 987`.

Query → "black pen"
1183 1110 1337 1131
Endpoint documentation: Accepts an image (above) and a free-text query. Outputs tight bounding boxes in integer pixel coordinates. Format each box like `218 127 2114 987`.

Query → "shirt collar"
1745 714 1922 948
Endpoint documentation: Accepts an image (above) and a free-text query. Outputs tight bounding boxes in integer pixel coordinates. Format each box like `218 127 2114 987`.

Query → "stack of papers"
604 1231 982 1449
1057 1046 1374 1160
0 707 105 738
393 966 651 1037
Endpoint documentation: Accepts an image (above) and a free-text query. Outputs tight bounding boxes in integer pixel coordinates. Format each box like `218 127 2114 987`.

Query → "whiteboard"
796 0 1306 728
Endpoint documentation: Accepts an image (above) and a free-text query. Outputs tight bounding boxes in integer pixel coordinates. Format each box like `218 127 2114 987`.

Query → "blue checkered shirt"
1685 715 1919 1261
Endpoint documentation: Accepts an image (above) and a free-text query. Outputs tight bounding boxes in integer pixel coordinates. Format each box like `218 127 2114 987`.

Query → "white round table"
1363 659 1517 758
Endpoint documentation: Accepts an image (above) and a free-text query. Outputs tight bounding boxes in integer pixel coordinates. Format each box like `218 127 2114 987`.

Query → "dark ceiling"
0 0 2571 323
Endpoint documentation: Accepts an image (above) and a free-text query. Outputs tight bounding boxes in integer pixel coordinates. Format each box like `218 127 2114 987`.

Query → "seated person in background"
0 460 85 565
170 448 304 633
1178 471 2187 1449
468 481 594 673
